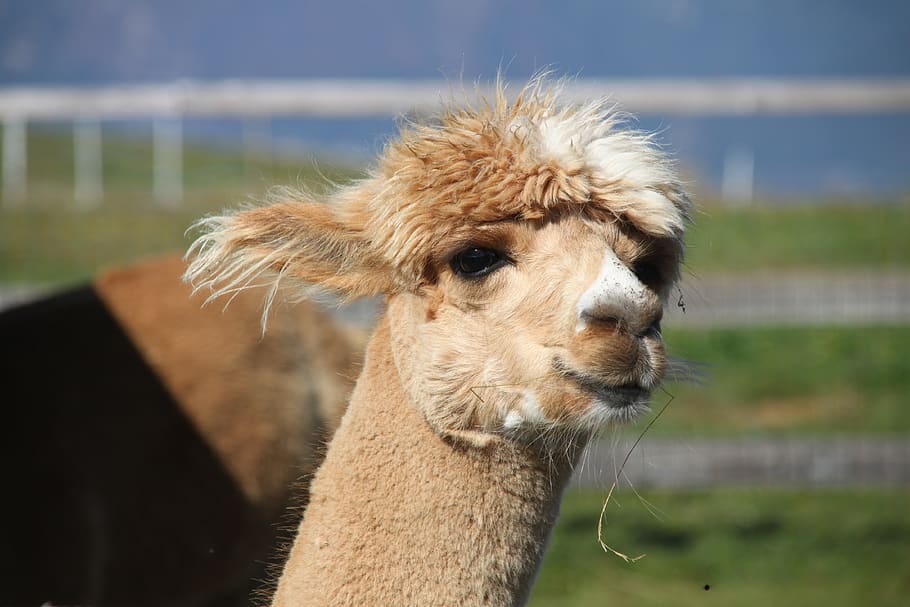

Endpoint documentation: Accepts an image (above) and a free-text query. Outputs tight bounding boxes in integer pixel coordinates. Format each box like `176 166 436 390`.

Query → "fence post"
2 118 27 205
721 144 754 206
153 115 183 206
74 119 103 209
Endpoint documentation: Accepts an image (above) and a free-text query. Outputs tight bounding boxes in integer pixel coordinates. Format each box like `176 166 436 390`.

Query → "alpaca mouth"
574 374 649 409
553 358 651 410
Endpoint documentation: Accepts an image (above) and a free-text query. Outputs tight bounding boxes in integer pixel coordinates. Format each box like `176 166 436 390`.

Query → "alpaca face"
185 80 691 445
388 211 680 440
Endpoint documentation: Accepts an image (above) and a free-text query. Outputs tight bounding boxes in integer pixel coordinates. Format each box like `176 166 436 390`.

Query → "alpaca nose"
580 298 663 337
576 250 663 337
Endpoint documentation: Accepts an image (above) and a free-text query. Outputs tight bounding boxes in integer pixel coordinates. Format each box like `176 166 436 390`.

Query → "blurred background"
1 1 908 605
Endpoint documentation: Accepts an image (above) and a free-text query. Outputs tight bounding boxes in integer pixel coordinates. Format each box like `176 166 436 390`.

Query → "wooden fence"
574 436 910 488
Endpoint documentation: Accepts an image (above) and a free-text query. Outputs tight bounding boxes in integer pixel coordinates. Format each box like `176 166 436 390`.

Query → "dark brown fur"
0 254 361 606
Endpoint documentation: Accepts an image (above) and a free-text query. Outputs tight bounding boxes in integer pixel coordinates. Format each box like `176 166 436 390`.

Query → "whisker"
596 388 676 562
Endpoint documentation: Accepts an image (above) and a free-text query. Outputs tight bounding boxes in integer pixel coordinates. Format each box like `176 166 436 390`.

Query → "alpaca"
186 80 691 606
0 254 361 607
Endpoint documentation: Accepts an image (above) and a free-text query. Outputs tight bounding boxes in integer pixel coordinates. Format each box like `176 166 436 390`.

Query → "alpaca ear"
184 200 396 302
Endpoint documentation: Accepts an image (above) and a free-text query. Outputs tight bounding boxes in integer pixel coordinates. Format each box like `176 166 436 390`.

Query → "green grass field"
684 204 910 271
531 488 910 607
652 325 910 435
5 202 908 284
18 127 362 195
1 129 360 284
4 131 908 607
1 129 908 283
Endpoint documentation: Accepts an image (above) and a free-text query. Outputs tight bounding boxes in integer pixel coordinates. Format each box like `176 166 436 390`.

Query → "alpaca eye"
633 261 662 287
451 247 506 278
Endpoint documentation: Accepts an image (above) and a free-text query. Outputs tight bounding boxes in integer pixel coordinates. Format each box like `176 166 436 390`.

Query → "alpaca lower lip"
604 384 648 399
554 361 649 408
583 382 649 407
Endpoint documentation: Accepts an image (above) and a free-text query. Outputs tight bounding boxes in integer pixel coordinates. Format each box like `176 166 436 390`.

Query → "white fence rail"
3 78 910 206
573 436 910 488
4 78 910 120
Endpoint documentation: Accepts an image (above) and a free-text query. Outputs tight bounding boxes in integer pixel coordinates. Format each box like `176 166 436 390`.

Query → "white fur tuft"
532 100 688 239
184 212 296 333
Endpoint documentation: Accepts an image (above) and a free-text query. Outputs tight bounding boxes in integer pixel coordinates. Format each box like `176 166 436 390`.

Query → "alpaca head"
186 80 690 447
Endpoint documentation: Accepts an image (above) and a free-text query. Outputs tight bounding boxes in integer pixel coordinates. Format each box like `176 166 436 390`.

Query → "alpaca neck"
271 314 581 607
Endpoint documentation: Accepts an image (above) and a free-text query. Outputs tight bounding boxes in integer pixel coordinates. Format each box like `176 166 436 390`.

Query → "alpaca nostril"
649 318 662 337
599 315 622 329
636 313 662 339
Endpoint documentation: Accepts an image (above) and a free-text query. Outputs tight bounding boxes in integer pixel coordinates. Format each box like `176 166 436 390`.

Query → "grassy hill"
685 203 910 271
2 129 909 284
0 128 361 283
532 487 910 607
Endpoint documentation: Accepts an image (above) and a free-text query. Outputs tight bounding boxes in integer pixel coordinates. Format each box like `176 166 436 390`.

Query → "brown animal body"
187 79 692 606
0 254 359 606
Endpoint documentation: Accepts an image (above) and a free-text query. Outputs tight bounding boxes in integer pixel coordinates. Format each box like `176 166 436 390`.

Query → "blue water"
155 113 910 199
